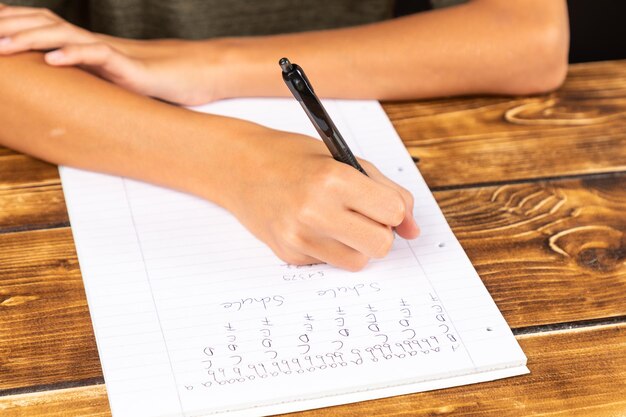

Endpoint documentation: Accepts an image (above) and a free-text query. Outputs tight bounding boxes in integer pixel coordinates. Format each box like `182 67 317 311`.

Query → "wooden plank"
436 173 626 328
1 324 624 417
0 184 68 233
383 60 626 187
0 174 623 391
0 153 59 190
0 228 102 391
0 385 109 417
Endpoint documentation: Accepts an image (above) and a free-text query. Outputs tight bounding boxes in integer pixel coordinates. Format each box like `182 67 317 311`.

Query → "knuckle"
11 31 30 45
317 171 338 193
301 165 346 210
317 163 347 192
296 204 318 227
280 223 306 250
372 229 395 258
93 42 112 55
389 192 406 226
401 187 414 208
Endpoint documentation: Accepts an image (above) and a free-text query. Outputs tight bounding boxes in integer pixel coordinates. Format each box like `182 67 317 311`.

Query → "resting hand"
0 3 218 104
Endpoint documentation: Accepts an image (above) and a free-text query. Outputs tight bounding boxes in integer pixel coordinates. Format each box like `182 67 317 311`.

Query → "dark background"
395 0 626 63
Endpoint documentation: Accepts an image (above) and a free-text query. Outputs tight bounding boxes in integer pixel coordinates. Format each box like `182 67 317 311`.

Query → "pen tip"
279 57 293 73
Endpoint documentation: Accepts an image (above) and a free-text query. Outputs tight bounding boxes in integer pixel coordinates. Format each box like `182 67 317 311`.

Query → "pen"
279 57 368 176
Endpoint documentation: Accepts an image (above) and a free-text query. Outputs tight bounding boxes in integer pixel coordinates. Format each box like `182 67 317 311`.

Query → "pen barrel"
280 60 368 176
327 137 368 175
299 95 369 176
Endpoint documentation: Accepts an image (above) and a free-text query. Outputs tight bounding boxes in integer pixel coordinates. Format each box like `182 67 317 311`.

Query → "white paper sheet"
60 99 528 417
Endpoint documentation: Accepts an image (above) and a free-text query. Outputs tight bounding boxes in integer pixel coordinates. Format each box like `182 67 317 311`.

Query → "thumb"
362 161 420 240
395 204 420 240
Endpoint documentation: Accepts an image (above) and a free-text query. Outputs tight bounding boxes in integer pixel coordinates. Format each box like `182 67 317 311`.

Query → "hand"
223 130 420 271
0 4 218 105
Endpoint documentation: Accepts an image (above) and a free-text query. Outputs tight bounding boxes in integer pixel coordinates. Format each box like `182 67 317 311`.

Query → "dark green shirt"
6 0 397 39
6 0 466 39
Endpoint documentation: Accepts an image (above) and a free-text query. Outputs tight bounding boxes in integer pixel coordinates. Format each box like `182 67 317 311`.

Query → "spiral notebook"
59 99 528 417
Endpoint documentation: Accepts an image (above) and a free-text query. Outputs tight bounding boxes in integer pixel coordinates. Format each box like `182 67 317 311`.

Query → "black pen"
279 58 368 176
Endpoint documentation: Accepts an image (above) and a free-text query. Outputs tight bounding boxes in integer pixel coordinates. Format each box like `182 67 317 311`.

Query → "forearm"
0 52 261 208
211 0 569 100
0 53 420 270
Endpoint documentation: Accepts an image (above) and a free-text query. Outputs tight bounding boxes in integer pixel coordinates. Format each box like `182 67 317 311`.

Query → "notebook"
59 99 528 417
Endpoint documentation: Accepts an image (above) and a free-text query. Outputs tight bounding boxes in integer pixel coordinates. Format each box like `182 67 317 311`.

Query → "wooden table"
1 60 625 416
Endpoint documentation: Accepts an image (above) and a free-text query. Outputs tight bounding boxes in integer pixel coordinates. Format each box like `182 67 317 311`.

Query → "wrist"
180 113 277 210
201 37 289 100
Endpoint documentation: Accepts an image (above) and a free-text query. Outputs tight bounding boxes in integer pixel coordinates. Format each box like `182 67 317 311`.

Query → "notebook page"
59 99 527 417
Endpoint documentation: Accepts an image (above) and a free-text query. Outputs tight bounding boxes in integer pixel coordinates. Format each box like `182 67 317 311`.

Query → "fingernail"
46 50 65 63
0 37 11 47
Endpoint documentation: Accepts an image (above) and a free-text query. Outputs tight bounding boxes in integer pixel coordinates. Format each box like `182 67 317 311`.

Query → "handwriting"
316 282 381 298
221 295 285 311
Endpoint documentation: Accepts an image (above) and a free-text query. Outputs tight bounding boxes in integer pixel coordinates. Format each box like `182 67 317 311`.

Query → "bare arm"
0 53 419 270
0 0 565 269
0 0 568 105
214 0 570 100
0 52 241 207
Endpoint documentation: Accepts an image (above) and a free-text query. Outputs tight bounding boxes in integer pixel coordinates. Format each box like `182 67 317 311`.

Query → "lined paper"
60 99 527 417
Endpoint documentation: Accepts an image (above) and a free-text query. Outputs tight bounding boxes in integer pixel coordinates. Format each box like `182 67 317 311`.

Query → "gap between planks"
429 170 626 192
512 314 626 337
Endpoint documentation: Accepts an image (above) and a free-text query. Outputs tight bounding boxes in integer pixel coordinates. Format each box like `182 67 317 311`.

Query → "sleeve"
1 0 91 30
2 0 67 11
430 0 468 8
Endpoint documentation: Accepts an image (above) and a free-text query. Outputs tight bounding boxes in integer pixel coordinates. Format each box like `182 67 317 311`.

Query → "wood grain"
383 60 626 187
0 152 59 190
436 173 626 328
0 184 68 234
0 228 102 391
1 174 623 391
1 324 624 417
0 384 109 417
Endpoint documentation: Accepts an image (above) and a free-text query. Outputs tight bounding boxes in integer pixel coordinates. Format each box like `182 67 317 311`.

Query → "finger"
334 164 408 228
334 212 396 259
273 244 321 267
282 229 369 271
0 22 92 54
305 237 370 272
298 205 395 259
0 13 56 38
45 43 144 85
0 6 58 19
363 163 420 240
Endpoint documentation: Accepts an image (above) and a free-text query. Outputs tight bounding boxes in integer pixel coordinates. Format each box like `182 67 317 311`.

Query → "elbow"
532 61 568 95
499 16 570 96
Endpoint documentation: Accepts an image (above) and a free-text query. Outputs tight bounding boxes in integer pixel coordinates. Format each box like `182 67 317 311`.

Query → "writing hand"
223 130 420 271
